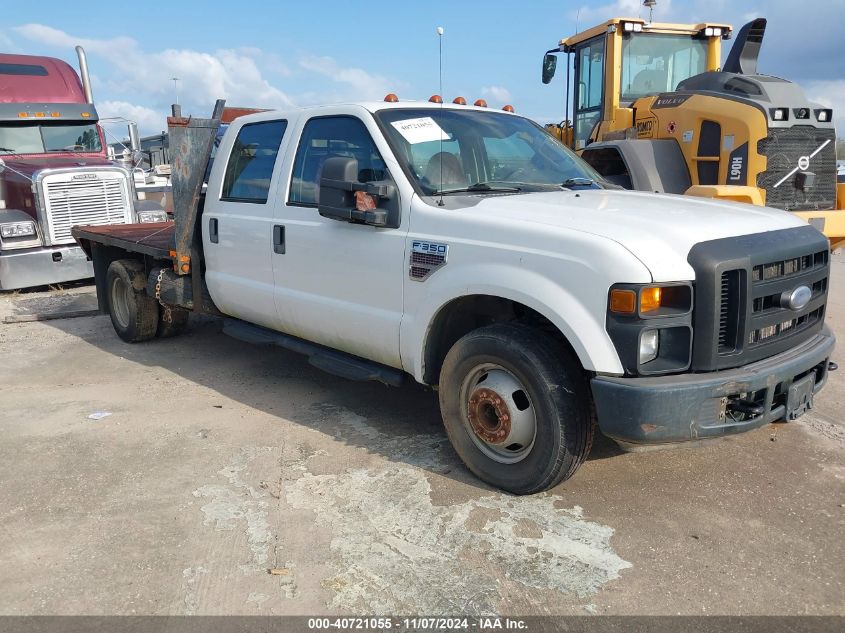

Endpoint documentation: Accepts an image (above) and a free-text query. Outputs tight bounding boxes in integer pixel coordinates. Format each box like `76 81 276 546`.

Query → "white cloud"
13 23 297 134
298 55 397 102
481 86 512 105
568 0 673 24
97 101 167 137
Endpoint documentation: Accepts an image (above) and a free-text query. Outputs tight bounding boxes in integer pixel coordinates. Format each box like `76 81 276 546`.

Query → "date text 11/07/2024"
306 617 528 630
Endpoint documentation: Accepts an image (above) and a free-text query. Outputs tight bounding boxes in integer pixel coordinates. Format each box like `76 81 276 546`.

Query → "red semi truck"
0 47 166 290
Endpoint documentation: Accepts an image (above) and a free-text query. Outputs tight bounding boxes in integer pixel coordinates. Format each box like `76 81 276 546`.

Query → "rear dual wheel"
439 324 595 495
106 259 188 342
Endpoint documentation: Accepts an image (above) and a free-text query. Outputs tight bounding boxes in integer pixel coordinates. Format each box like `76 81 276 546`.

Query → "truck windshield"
620 34 708 100
0 122 102 154
375 108 602 195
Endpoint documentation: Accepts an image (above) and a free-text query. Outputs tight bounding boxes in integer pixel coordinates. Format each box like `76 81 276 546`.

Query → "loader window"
573 36 605 149
221 119 287 203
621 34 708 100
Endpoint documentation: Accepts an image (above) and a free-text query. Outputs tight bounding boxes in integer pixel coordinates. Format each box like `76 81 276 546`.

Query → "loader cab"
545 18 731 149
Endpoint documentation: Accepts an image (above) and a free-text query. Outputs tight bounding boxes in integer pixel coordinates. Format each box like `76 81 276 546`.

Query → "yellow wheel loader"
542 16 845 248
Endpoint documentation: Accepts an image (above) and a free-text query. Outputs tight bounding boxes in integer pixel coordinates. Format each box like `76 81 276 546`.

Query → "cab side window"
221 120 287 203
289 116 387 206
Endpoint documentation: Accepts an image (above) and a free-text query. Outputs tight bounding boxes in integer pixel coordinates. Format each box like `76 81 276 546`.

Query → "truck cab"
0 49 166 290
74 99 835 494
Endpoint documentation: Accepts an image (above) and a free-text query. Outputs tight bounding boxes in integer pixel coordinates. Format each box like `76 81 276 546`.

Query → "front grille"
41 171 132 244
688 226 830 371
716 249 827 363
757 126 836 211
718 270 741 353
748 307 824 345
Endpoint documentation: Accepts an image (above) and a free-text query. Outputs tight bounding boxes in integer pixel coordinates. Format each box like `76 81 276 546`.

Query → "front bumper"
0 244 93 290
591 326 835 447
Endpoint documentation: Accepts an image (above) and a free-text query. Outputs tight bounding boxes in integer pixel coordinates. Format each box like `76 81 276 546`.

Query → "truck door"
573 35 606 149
273 114 407 368
203 118 288 330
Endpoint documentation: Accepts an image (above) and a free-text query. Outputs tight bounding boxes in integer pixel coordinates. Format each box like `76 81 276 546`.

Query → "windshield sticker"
390 117 449 144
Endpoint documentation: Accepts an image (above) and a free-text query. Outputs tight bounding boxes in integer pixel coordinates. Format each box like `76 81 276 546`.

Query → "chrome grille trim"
37 168 133 245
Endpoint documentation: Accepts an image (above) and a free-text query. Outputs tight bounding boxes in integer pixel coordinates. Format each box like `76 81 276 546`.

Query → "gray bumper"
0 245 93 290
591 326 835 447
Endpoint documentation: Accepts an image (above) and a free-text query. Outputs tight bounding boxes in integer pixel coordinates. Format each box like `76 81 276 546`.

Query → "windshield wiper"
560 177 598 189
433 182 522 195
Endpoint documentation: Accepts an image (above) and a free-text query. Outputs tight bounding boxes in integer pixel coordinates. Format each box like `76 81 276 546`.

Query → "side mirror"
318 156 396 227
542 53 557 84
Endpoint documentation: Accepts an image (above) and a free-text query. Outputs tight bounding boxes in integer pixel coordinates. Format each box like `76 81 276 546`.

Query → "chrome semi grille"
757 126 836 212
40 170 132 244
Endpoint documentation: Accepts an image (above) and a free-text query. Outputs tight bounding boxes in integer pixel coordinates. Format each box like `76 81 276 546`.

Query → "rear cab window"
221 119 287 203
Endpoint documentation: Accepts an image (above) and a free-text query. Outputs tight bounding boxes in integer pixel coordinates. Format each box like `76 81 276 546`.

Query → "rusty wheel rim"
460 364 536 464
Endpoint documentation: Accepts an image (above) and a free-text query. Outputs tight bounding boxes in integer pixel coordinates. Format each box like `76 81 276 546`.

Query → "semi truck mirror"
542 53 557 84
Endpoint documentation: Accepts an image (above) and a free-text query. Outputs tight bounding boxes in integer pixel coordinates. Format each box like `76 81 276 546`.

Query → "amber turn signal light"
609 289 636 314
640 287 663 313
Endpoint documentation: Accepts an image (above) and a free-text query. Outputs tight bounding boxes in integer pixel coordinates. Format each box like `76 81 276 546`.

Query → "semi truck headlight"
639 330 659 365
0 221 36 238
137 210 168 223
816 108 832 122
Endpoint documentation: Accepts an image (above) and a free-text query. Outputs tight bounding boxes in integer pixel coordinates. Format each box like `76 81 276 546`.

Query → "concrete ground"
0 262 843 617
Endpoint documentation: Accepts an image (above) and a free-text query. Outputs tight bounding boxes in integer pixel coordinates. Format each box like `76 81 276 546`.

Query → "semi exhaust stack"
723 17 767 75
75 45 94 103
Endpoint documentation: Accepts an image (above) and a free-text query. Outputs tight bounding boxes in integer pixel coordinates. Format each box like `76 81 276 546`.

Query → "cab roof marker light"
384 93 399 102
429 95 443 104
474 99 488 108
502 105 515 113
453 96 467 105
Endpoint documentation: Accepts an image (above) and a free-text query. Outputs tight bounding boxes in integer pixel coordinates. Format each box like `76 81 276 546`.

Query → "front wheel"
439 324 595 494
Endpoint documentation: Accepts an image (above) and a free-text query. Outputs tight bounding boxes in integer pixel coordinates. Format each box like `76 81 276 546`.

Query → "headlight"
816 108 832 122
770 107 789 121
137 210 168 223
0 221 36 238
639 329 659 364
606 283 694 375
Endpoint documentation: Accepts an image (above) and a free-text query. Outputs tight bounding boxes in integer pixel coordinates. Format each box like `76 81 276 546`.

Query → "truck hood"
456 189 808 281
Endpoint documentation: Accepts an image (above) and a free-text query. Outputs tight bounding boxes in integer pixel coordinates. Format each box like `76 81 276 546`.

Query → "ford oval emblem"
781 285 812 311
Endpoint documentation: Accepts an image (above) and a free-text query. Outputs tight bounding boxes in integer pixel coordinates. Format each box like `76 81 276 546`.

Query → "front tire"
106 259 158 343
439 324 595 494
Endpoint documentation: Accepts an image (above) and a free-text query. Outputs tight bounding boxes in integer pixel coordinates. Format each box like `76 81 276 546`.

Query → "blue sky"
3 0 844 136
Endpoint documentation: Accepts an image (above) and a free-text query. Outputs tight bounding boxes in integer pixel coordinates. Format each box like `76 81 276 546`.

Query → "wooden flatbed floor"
72 222 175 259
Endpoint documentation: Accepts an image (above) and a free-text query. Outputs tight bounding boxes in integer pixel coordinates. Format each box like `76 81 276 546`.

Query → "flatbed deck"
72 222 175 259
